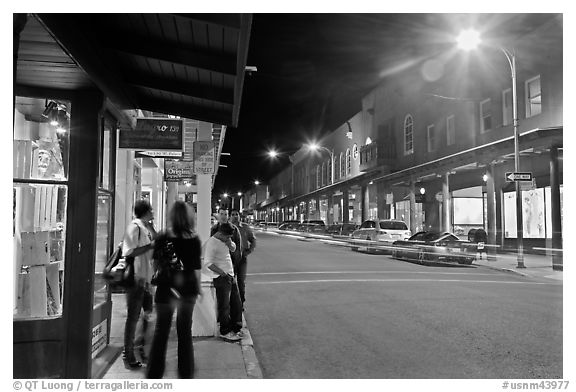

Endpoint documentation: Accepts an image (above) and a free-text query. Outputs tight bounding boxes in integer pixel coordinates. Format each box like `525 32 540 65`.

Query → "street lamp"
267 149 295 197
307 142 334 185
457 29 525 268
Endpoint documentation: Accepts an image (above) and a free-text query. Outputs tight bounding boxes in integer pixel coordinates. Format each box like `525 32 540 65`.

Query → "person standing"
229 210 256 309
203 222 243 341
147 201 202 379
122 200 155 369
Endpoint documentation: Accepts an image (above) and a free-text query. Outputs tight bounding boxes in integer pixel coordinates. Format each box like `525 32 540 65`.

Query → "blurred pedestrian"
147 201 202 379
229 210 256 309
122 200 155 369
203 222 243 341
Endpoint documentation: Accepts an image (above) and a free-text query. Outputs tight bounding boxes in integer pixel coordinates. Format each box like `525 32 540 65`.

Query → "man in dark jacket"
230 210 256 309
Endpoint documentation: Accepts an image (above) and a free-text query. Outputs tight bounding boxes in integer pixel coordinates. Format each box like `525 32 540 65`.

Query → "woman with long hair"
146 201 202 378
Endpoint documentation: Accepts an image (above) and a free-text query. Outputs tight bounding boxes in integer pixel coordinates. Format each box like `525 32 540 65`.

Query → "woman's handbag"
102 243 135 288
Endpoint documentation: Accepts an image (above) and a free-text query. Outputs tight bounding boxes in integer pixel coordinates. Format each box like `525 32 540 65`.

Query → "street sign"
164 160 194 182
193 141 215 174
505 172 533 182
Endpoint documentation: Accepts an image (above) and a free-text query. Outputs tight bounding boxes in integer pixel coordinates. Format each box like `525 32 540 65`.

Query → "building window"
321 162 326 186
446 115 455 146
404 114 414 155
346 148 351 175
13 96 70 320
352 144 358 160
502 88 512 126
480 99 492 133
525 75 542 118
316 165 320 189
327 157 333 184
340 152 345 178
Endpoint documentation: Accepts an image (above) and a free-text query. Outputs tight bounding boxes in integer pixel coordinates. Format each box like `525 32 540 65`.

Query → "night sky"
213 13 558 197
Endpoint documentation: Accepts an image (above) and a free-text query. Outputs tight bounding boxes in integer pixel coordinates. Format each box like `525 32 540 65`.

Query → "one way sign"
505 172 533 182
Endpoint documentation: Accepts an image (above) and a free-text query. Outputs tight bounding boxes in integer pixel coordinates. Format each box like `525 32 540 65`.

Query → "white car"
350 219 411 253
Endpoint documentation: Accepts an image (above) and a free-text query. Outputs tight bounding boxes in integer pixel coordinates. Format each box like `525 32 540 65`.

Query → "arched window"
346 148 351 175
316 165 320 189
327 158 332 184
321 162 326 186
404 114 414 155
340 152 345 178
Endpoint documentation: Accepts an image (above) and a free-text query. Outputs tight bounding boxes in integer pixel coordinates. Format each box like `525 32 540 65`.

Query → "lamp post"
307 143 334 185
268 149 295 198
457 29 525 268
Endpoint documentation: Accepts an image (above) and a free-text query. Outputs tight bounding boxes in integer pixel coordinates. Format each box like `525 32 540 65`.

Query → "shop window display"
505 186 562 239
13 96 70 319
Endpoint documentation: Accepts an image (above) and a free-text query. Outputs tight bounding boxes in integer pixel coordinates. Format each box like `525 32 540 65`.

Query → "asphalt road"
243 231 563 379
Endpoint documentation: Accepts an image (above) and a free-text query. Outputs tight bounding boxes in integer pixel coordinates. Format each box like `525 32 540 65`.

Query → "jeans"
123 281 147 363
235 257 248 307
213 275 243 335
146 297 196 379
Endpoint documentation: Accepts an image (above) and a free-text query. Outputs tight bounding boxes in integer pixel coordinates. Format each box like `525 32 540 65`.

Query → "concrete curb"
239 317 264 378
475 263 528 277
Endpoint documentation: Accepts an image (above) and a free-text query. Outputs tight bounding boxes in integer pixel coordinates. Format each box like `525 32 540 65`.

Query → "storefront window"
367 183 378 220
453 198 484 238
504 187 558 238
349 188 362 224
13 96 70 319
319 198 328 223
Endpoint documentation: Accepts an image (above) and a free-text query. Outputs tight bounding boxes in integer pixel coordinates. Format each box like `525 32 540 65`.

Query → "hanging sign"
119 118 183 150
193 141 215 174
135 151 183 158
386 193 394 205
164 160 194 182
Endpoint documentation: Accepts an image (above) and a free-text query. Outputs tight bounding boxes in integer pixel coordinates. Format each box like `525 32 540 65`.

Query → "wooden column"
342 189 349 223
409 181 416 233
550 145 563 270
485 164 497 259
442 173 451 232
63 90 104 378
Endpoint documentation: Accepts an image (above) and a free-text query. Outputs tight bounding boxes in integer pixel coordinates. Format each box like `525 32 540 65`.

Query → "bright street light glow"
457 29 481 51
308 143 319 151
254 180 260 185
223 193 228 198
268 150 278 158
237 192 242 196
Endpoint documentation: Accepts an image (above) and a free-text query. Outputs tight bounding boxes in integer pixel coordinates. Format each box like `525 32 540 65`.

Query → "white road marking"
253 278 561 286
248 271 496 276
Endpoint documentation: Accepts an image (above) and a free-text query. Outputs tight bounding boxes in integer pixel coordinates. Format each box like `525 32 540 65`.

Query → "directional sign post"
505 172 533 182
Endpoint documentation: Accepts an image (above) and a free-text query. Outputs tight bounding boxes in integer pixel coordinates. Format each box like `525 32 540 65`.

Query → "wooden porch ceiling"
17 13 252 127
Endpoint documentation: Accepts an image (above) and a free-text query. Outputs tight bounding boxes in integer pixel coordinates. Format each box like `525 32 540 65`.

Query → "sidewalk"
473 252 563 281
100 293 262 379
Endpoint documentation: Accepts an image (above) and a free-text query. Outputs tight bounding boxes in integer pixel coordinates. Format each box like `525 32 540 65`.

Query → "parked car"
279 222 300 231
326 223 358 237
391 231 476 265
350 219 411 253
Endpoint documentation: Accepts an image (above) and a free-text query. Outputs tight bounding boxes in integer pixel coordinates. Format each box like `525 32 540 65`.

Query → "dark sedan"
391 231 476 265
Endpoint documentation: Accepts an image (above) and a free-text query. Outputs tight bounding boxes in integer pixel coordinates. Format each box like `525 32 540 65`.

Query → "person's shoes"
235 330 246 339
138 346 148 364
123 357 143 370
219 332 241 342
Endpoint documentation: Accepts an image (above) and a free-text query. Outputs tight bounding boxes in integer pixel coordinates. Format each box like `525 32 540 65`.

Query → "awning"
17 13 252 128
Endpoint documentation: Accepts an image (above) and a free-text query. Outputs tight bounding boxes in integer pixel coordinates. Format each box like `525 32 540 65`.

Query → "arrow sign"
505 172 533 182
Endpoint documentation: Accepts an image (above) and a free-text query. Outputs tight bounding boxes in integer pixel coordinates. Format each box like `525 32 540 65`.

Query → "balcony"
359 138 395 172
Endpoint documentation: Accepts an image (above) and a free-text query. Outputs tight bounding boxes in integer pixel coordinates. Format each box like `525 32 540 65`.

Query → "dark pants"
124 281 147 363
146 298 196 379
235 256 248 306
213 275 243 335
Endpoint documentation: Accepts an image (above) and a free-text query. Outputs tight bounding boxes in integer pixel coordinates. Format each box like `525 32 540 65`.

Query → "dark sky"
213 13 556 197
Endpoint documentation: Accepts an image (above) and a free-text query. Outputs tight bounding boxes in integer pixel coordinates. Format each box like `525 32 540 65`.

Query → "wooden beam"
35 14 138 109
171 13 241 29
139 98 232 126
232 14 253 128
125 73 234 105
107 38 237 76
